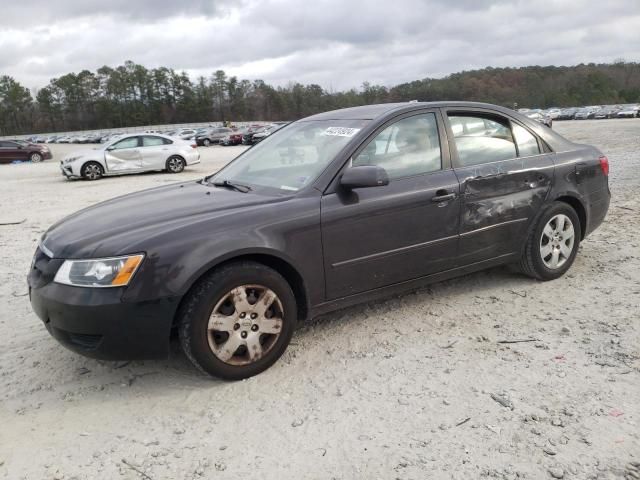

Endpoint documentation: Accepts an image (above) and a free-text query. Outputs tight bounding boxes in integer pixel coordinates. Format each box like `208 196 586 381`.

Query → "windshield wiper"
210 179 252 193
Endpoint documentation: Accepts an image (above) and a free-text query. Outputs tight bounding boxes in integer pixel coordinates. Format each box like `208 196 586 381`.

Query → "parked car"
545 108 562 119
594 107 621 119
250 124 288 143
556 108 578 120
59 133 200 180
220 128 248 146
195 127 235 146
29 101 610 380
574 108 596 120
0 139 52 163
617 106 639 118
174 129 198 140
241 125 272 145
525 111 553 128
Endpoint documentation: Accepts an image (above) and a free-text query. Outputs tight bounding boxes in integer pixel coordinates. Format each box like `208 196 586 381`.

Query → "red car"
0 140 52 164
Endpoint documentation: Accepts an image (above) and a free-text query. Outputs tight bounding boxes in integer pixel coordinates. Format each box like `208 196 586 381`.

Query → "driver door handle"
431 190 457 203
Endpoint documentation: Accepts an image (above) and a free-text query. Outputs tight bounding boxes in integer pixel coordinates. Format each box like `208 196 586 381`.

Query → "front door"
105 136 143 172
445 111 555 265
321 111 460 300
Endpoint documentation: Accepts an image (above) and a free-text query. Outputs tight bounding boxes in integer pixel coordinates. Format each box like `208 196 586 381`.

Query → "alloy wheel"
207 284 283 366
540 214 575 269
84 164 102 180
30 153 43 163
167 157 184 172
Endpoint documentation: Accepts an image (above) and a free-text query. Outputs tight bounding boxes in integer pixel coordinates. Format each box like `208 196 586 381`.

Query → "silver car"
60 133 200 180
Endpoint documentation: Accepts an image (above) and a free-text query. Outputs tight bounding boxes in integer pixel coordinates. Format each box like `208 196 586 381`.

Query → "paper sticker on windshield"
323 127 361 137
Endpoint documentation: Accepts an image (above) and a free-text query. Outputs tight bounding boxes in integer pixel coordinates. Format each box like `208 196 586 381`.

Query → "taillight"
599 155 609 176
191 144 197 149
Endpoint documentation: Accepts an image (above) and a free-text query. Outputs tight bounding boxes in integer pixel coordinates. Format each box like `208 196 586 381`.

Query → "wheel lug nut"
239 312 246 319
241 331 247 339
251 324 258 332
250 313 257 320
233 323 240 330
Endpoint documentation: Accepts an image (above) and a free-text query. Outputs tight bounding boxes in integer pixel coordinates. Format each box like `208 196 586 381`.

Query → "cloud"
1 0 639 91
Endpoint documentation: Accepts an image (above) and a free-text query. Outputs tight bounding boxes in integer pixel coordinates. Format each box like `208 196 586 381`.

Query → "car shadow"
56 263 532 394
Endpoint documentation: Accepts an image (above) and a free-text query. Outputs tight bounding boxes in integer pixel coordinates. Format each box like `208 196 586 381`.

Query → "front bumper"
28 252 180 360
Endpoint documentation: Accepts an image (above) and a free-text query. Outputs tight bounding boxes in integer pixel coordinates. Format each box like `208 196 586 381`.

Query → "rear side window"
512 124 541 157
142 136 166 147
352 113 442 179
448 114 516 166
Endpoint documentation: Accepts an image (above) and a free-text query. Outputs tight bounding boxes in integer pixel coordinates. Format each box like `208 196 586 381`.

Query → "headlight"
64 156 81 164
54 254 144 287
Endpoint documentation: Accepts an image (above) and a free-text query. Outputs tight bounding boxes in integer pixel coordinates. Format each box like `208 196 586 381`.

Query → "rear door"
321 110 460 299
444 109 554 265
140 135 172 169
104 136 143 172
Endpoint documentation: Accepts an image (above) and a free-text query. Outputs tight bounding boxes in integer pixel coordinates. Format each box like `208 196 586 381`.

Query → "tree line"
1 60 639 135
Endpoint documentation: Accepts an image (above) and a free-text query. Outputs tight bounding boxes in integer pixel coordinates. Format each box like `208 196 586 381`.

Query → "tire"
178 261 297 380
166 156 185 173
519 202 581 281
81 161 104 180
29 152 43 163
203 139 211 147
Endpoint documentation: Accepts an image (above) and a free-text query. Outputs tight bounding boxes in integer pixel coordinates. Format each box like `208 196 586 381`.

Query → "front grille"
68 332 103 350
47 324 103 351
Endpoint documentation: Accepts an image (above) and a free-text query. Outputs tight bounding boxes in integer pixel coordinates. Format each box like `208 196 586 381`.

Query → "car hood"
41 181 289 259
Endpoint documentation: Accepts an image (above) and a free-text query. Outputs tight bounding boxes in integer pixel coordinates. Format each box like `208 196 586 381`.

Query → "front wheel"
178 261 297 380
519 202 581 281
81 161 104 180
166 156 185 173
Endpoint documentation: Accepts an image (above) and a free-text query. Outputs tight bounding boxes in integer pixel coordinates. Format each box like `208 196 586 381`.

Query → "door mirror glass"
340 165 389 189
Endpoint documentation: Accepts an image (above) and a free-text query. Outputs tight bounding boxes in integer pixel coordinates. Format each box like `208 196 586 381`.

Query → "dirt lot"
1 121 639 480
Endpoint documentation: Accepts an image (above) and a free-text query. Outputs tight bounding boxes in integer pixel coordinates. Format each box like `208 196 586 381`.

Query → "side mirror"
340 165 389 189
106 146 115 151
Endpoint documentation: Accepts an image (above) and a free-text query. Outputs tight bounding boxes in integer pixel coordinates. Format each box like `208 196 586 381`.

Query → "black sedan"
29 101 610 380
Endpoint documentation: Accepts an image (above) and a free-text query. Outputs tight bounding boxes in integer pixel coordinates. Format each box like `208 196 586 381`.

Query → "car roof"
301 101 527 121
304 101 577 152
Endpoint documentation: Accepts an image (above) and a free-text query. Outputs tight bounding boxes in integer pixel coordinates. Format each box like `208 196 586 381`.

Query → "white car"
60 133 200 180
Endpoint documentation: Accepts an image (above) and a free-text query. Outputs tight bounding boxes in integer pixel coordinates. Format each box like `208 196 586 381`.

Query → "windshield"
210 119 369 193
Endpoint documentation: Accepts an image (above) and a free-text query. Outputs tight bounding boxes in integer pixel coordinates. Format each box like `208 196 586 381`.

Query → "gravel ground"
1 121 639 480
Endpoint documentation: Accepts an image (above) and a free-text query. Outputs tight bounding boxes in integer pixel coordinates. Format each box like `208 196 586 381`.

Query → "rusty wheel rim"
207 284 284 366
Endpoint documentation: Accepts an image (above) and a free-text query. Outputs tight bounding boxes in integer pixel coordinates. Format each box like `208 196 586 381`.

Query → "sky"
1 0 639 92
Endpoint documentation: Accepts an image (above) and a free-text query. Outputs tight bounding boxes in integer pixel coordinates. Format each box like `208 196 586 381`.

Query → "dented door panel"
454 154 554 264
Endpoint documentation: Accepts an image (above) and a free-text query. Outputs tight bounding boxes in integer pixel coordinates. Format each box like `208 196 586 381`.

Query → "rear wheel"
519 202 581 281
166 156 185 173
178 261 297 380
81 161 104 180
203 138 211 147
29 152 43 163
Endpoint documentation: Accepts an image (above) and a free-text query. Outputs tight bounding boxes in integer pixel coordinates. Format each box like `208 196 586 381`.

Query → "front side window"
352 113 442 179
211 119 369 192
111 137 139 150
142 136 165 147
448 114 516 166
512 124 541 157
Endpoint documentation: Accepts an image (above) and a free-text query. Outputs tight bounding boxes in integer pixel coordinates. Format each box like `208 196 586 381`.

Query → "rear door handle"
431 191 457 203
